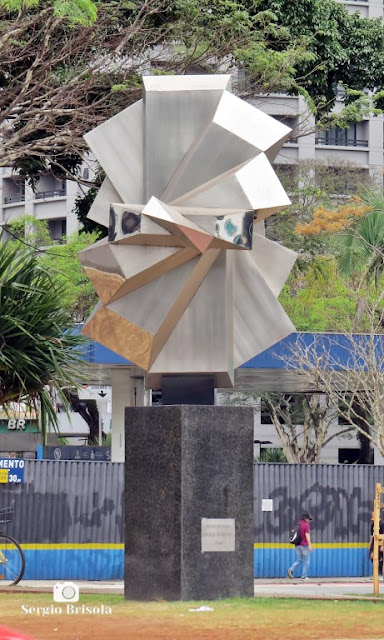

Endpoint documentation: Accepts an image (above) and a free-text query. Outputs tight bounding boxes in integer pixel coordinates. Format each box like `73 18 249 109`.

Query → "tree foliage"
221 388 352 463
2 0 384 182
254 0 384 113
0 0 309 176
42 230 99 321
291 190 384 288
279 254 383 332
2 215 99 320
255 447 287 463
268 159 375 256
295 198 372 237
0 235 86 439
336 193 384 286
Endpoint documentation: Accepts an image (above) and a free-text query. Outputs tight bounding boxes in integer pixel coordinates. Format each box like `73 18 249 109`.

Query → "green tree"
1 0 308 176
2 215 98 320
269 159 375 255
336 192 384 287
255 448 287 463
279 256 362 332
5 214 52 247
42 230 99 321
254 0 384 113
0 236 85 440
3 0 384 182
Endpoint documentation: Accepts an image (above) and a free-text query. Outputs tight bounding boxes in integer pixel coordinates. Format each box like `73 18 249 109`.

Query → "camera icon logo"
53 582 80 603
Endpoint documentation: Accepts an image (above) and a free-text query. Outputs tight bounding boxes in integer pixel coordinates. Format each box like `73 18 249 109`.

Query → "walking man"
288 512 313 580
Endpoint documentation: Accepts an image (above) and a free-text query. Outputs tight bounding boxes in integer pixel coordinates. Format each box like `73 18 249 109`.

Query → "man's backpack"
289 523 302 546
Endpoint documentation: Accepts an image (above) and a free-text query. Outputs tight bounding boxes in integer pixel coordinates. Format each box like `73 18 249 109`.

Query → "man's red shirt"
299 519 310 545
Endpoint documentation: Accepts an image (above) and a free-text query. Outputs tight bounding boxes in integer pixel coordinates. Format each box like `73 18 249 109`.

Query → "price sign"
0 460 24 484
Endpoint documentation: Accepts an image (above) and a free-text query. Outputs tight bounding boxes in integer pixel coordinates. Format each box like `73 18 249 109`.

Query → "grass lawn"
0 593 384 639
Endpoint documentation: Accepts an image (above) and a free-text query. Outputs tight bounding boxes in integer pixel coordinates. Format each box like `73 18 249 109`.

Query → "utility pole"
373 483 384 595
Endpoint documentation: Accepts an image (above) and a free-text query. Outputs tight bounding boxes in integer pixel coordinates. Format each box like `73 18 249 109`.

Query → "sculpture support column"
124 405 254 600
111 370 146 462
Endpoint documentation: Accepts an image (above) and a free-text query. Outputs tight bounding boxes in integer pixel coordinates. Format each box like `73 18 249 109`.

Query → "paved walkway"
2 577 381 600
254 577 380 600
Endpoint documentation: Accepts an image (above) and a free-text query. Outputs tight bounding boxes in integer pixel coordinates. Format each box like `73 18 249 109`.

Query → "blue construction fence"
0 460 380 580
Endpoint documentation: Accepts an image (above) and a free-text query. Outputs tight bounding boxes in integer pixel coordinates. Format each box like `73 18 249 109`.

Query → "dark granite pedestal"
124 405 254 601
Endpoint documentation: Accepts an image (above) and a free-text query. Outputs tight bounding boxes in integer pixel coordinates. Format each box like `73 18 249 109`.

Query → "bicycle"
0 507 25 586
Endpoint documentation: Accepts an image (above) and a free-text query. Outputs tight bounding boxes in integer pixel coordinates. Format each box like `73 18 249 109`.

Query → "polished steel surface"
81 75 296 387
88 177 122 226
84 100 144 204
174 153 290 216
232 250 295 369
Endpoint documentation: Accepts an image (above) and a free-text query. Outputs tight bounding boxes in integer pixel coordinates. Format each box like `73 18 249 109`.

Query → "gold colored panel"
84 267 125 305
82 307 153 370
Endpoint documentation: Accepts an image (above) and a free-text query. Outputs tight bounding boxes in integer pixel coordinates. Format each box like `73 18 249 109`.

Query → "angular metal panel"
82 75 296 385
88 178 122 227
143 75 231 92
214 91 290 154
145 88 226 199
84 100 144 203
250 233 297 297
142 197 214 252
232 250 295 369
107 256 200 335
79 236 122 272
164 91 290 203
163 122 259 203
83 305 154 369
236 154 291 216
108 247 199 302
149 250 234 384
174 154 290 218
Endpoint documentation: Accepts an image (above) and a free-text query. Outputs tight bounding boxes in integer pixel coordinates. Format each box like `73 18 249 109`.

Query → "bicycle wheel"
0 534 25 586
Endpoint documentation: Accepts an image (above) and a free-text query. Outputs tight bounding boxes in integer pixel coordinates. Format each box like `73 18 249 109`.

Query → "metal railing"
34 188 66 199
315 137 369 148
3 195 25 204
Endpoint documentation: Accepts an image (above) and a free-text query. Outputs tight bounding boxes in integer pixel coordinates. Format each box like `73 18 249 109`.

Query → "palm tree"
255 448 288 463
336 191 384 286
0 237 85 441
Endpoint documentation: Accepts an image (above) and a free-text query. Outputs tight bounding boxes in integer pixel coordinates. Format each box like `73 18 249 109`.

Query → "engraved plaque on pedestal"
201 518 236 553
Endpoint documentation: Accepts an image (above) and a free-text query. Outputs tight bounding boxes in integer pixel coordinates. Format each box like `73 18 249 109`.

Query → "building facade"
0 166 88 241
259 0 384 187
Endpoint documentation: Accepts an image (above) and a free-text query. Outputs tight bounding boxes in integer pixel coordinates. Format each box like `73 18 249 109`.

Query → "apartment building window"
338 448 373 464
48 218 67 243
34 176 66 199
316 124 368 147
2 178 25 204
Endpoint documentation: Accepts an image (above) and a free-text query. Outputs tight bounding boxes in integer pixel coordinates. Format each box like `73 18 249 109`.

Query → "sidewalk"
1 577 381 600
1 581 124 595
254 577 380 600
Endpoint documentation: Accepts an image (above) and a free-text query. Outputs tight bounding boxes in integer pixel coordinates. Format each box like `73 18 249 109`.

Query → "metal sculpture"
79 75 296 387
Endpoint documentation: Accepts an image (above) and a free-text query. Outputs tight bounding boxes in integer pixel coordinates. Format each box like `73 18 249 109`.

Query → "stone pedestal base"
124 405 254 601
